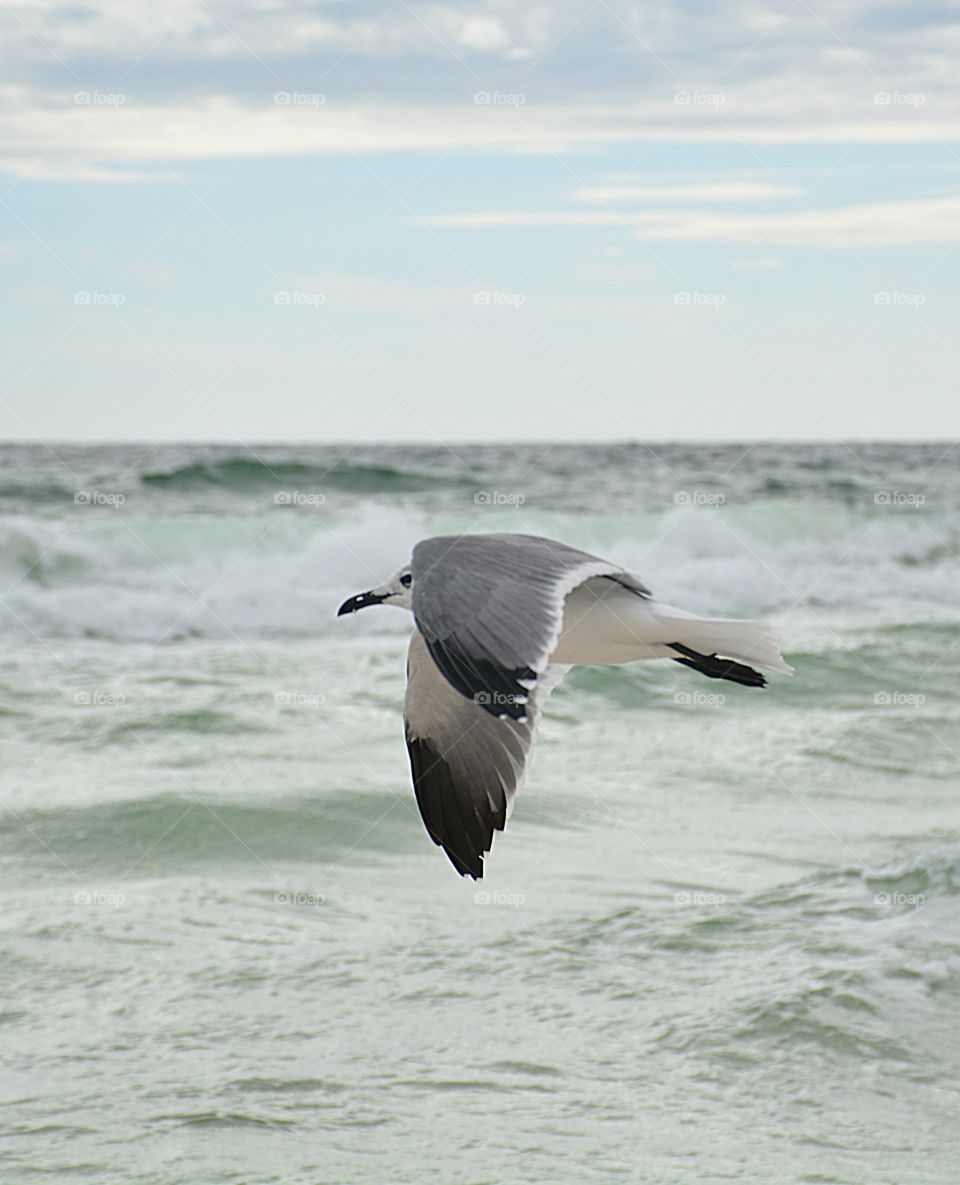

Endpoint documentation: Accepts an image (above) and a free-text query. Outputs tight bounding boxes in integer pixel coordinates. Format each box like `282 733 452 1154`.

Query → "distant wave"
139 456 468 494
0 454 474 507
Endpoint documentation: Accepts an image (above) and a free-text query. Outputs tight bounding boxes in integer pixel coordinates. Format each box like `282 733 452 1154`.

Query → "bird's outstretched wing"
403 629 568 878
410 533 646 720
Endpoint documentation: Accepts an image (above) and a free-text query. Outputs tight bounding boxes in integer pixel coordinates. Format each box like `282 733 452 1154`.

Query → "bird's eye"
400 573 412 588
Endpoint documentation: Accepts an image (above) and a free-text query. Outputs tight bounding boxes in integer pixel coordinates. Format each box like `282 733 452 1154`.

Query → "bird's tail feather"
657 608 794 676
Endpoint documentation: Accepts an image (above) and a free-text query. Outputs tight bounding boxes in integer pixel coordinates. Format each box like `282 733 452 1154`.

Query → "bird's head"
337 565 414 616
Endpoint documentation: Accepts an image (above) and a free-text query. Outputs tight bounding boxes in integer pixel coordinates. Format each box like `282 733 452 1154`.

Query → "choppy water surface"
1 442 959 1183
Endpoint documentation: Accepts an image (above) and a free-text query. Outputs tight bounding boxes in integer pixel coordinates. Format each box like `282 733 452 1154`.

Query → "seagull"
338 533 791 879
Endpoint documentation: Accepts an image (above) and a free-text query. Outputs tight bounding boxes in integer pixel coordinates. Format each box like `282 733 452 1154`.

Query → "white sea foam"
2 500 958 642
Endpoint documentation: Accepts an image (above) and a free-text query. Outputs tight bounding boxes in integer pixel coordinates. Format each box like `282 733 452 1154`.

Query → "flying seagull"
338 533 791 879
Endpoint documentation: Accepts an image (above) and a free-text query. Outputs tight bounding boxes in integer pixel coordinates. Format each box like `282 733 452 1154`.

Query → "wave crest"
2 496 959 641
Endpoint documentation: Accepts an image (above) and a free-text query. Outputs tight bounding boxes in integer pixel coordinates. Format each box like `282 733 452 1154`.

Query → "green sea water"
1 442 959 1183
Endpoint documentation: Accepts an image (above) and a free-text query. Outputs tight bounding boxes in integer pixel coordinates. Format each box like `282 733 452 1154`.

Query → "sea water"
1 442 958 1183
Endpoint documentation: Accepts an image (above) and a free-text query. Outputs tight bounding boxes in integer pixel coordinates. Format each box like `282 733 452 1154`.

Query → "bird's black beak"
337 590 388 616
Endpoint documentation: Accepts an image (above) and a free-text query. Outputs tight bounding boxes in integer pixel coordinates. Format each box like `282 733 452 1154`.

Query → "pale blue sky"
1 0 959 441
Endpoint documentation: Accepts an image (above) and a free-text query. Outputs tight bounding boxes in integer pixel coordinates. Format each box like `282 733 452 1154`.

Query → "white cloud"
0 0 959 175
2 87 960 183
571 181 803 203
457 16 512 52
423 195 960 246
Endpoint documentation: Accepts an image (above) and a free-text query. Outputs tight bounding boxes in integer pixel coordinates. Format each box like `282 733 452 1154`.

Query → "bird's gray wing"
411 533 646 721
404 628 568 878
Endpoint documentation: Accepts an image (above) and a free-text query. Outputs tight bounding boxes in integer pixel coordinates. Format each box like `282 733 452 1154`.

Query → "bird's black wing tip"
437 835 485 879
669 643 767 688
405 733 494 879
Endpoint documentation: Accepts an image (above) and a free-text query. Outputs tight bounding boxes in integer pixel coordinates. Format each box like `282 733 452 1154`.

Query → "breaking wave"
1 492 959 642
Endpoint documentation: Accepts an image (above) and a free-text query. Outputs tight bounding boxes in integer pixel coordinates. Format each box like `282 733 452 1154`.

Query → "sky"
1 0 959 442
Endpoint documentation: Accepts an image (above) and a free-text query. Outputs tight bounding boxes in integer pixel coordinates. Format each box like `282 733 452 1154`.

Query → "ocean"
1 441 958 1184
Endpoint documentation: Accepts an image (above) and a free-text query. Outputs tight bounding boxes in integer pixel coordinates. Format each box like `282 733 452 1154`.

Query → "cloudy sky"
1 0 959 441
